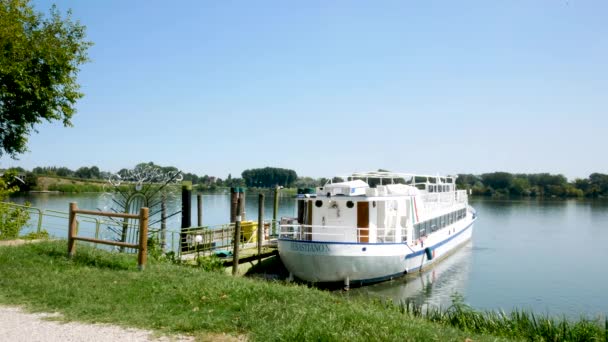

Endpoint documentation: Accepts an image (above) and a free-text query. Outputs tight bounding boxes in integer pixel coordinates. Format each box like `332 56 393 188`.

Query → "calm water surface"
9 194 608 318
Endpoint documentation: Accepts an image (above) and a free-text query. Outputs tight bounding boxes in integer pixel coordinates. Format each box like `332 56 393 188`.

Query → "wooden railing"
67 202 149 270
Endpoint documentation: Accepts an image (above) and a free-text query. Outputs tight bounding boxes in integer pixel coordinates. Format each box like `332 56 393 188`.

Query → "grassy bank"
36 176 107 193
0 241 498 341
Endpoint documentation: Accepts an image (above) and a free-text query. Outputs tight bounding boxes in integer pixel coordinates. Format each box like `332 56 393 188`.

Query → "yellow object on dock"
240 221 258 242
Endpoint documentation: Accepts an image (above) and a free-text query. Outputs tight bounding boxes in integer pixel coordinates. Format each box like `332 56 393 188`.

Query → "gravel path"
0 306 194 342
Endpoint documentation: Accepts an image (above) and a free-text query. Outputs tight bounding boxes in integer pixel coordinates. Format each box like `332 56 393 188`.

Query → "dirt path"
0 306 193 342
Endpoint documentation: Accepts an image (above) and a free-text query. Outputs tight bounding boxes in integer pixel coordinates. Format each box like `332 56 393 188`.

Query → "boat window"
346 201 354 209
315 200 323 208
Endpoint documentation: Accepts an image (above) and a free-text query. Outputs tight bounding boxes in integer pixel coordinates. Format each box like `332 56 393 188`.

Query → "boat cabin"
290 172 466 244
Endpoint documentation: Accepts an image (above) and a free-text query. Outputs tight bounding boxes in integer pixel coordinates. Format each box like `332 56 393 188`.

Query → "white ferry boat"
278 171 476 287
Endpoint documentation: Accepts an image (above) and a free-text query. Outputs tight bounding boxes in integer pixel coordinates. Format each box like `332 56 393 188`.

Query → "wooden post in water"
197 194 203 226
137 207 149 271
230 187 238 223
240 189 246 221
232 197 242 275
297 189 305 223
161 194 167 253
68 202 78 257
257 193 264 264
272 185 280 236
180 181 192 252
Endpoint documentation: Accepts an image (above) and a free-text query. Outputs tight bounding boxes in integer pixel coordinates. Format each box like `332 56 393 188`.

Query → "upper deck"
283 172 469 244
317 171 458 196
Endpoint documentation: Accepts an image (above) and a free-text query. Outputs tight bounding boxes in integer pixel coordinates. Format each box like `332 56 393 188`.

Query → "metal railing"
279 224 409 243
178 221 274 256
1 201 277 259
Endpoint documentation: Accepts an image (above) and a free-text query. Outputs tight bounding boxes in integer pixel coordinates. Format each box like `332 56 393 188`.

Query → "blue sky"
1 0 606 180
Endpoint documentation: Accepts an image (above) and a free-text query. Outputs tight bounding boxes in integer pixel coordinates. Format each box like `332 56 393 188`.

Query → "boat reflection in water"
348 240 473 308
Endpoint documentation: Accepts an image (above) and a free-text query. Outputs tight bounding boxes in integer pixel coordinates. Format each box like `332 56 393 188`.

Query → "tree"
0 0 92 157
241 167 298 188
480 172 513 191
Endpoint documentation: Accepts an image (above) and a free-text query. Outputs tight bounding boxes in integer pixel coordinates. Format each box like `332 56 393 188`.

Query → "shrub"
20 229 49 240
0 202 31 240
0 172 31 240
196 254 224 272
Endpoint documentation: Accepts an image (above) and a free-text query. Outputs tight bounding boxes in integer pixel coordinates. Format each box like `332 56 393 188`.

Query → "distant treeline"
3 164 606 198
1 163 318 193
457 172 608 198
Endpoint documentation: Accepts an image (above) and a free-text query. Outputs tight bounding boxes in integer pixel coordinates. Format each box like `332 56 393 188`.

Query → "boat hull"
278 220 474 284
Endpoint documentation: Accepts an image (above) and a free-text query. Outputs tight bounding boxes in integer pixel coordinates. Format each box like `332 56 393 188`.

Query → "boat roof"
337 171 456 183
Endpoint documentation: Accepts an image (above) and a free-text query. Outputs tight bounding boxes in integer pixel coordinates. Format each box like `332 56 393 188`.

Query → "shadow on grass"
245 255 289 279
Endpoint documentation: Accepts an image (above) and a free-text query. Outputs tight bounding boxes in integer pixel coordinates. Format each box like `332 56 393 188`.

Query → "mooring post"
240 188 246 221
138 207 149 271
161 194 167 253
232 197 242 275
197 193 203 227
68 202 78 257
297 189 305 223
230 187 238 223
180 181 192 252
257 193 264 264
272 185 280 236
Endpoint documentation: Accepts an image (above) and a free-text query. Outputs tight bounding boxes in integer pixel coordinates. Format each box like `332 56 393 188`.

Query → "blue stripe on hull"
405 220 474 259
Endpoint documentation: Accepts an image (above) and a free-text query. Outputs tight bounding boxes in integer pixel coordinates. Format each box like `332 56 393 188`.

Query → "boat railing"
279 224 408 243
421 190 468 205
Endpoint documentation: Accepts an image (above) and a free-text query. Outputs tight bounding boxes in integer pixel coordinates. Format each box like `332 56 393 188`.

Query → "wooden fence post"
138 207 149 271
232 197 242 275
257 193 264 264
68 202 78 257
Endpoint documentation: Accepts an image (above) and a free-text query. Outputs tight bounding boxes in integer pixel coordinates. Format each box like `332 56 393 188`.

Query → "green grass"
401 295 607 342
47 183 105 193
0 241 503 341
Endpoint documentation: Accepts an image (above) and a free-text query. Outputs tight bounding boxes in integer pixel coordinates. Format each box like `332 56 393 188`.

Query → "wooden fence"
67 202 149 270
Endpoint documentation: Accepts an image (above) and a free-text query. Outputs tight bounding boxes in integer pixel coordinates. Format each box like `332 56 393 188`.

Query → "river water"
8 193 608 318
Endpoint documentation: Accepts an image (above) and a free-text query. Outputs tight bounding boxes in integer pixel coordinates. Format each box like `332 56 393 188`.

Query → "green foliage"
0 0 92 157
73 165 101 179
195 254 224 272
0 171 30 239
460 172 608 198
242 167 298 188
20 229 48 240
481 172 514 190
0 201 30 240
509 177 530 196
456 174 480 189
47 183 104 193
401 293 606 341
